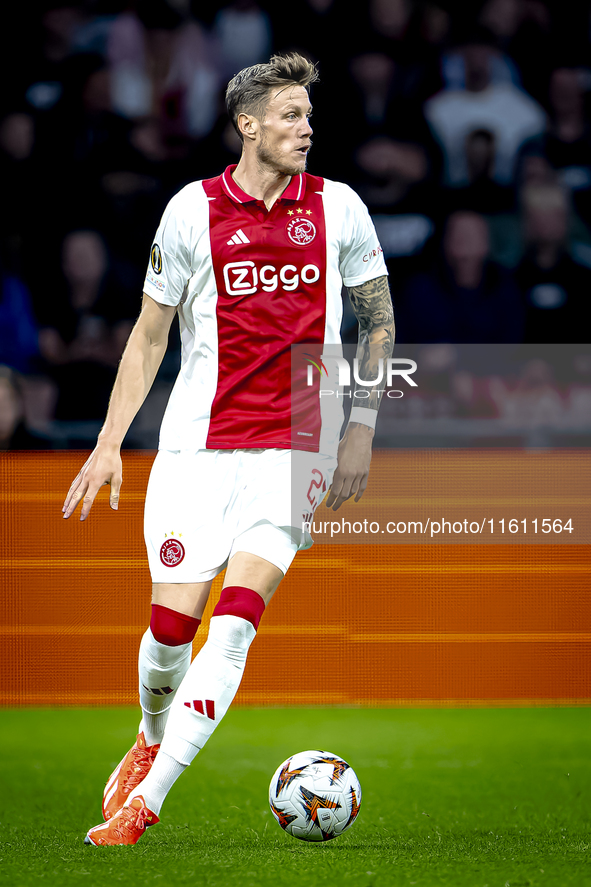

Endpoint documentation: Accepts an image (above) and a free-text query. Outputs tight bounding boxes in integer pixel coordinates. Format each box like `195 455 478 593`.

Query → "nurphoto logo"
305 356 418 397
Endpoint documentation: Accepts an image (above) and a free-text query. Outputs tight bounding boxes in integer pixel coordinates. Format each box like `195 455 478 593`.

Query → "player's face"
256 85 313 177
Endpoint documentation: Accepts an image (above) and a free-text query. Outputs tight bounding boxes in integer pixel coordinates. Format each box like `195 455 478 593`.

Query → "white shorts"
144 448 337 583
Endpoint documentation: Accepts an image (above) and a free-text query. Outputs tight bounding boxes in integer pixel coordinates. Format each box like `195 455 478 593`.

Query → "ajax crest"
287 217 316 246
160 538 185 567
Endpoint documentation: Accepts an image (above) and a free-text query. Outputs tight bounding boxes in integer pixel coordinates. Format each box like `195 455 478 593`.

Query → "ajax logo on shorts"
286 217 316 246
160 538 185 567
223 261 320 296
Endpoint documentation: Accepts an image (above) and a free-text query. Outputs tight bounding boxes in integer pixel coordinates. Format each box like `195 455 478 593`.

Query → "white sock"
138 628 192 746
128 614 256 813
131 752 187 816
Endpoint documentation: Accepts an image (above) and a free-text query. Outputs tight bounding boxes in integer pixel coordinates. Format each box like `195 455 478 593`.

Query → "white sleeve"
337 184 388 287
143 190 193 306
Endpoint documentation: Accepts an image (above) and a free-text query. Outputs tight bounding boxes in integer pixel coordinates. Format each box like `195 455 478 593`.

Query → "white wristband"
349 407 378 430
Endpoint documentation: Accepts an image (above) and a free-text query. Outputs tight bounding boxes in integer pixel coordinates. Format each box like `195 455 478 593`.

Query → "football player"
63 53 394 846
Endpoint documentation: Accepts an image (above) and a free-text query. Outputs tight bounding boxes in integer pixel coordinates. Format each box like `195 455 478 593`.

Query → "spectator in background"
107 2 180 122
71 60 131 169
477 0 553 105
350 52 399 129
441 33 521 91
0 366 50 450
108 3 220 142
342 51 442 207
545 68 591 172
354 137 431 215
36 230 136 421
543 67 591 225
21 9 121 179
565 352 591 428
0 258 40 376
26 53 133 242
0 111 35 161
444 128 515 215
516 183 591 343
491 357 564 426
364 0 444 101
398 211 524 342
22 3 83 116
0 111 44 273
5 0 591 415
86 113 199 270
420 1 451 49
424 30 547 187
0 229 57 434
272 0 340 65
214 0 272 80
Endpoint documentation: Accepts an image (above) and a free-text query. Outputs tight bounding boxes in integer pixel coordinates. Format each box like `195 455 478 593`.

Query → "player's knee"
212 586 266 630
150 603 200 646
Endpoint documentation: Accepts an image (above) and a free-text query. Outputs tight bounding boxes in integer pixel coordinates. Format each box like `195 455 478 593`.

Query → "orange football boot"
102 732 160 820
85 796 159 846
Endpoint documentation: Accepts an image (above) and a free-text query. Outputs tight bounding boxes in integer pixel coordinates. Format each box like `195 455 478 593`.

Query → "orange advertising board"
1 451 589 706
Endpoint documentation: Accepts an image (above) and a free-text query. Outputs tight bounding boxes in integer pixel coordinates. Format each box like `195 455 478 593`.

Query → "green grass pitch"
1 707 589 887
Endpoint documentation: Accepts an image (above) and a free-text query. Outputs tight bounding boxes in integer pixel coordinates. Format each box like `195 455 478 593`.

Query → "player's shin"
138 606 200 745
126 587 265 815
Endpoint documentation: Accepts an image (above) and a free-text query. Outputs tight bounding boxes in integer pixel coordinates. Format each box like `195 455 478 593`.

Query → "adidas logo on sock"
143 684 174 696
227 229 250 246
184 699 216 719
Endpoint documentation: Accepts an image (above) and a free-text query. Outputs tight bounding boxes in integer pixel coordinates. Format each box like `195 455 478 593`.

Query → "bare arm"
325 275 394 511
62 294 177 520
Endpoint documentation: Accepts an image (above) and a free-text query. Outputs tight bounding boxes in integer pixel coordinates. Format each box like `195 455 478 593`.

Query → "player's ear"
237 113 258 142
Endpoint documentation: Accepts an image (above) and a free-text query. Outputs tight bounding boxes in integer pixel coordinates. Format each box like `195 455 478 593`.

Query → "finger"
63 472 84 512
67 470 83 492
76 476 108 522
79 486 101 522
63 454 96 510
66 461 90 496
325 480 337 508
354 472 369 502
330 478 354 511
331 490 354 512
346 472 363 503
109 472 122 511
63 485 87 519
325 475 344 509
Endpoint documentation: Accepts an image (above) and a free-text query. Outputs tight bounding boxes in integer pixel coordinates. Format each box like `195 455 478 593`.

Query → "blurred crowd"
1 0 591 448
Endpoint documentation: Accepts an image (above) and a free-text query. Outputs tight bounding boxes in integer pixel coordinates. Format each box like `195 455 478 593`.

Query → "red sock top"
212 586 266 630
150 604 201 646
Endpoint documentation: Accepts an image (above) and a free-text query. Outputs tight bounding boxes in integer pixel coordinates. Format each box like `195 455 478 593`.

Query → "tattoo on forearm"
348 275 395 412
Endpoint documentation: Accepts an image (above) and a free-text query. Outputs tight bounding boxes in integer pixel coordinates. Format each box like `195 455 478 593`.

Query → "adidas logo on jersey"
227 229 250 246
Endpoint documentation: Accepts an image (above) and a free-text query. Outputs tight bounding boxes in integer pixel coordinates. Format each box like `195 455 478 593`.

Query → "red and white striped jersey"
143 165 387 454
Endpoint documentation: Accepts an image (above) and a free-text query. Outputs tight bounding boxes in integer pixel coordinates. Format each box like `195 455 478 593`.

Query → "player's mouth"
296 144 311 154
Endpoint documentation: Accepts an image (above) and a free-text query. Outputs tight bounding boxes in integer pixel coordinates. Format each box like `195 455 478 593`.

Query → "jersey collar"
221 164 304 205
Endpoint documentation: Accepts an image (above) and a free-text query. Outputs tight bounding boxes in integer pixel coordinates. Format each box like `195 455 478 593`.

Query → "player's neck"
232 156 292 211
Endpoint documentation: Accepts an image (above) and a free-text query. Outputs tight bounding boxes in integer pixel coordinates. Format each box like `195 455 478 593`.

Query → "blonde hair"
226 52 318 140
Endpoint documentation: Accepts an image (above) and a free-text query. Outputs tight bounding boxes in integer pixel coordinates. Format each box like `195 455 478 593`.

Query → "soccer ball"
269 749 362 842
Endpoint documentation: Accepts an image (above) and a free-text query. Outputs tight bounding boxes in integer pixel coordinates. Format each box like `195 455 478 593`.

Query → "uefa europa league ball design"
269 750 361 842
